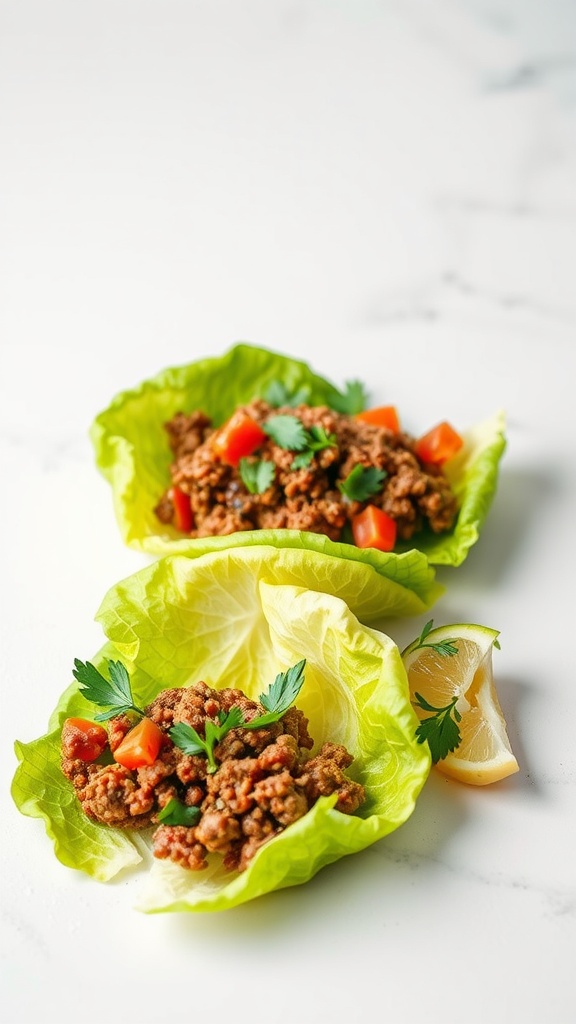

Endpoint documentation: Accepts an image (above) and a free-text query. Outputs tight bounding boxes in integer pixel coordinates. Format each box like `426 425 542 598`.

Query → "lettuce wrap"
90 342 506 571
12 549 431 913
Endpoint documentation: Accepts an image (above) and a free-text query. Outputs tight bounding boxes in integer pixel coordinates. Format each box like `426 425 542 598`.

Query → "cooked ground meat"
62 680 365 873
154 399 458 543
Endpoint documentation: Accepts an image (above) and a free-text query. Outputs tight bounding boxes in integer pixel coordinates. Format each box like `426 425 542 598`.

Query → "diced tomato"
113 717 164 770
351 504 397 552
414 421 464 465
171 485 193 533
355 406 400 433
212 410 267 466
61 718 108 762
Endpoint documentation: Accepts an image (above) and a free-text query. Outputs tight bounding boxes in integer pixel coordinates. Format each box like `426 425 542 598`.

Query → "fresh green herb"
170 660 306 772
263 380 311 408
329 379 368 415
257 658 306 716
337 464 387 502
411 620 459 657
413 693 462 763
239 457 276 494
262 414 309 451
72 658 146 722
156 798 201 827
170 706 245 773
263 415 337 469
291 451 315 469
291 425 338 469
262 376 368 415
408 623 463 761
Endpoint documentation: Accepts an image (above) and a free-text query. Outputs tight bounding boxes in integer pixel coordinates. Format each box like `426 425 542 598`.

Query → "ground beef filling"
61 681 365 873
154 399 458 542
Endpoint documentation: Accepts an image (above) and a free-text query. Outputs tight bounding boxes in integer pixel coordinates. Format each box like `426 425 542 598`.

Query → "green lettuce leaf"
11 641 146 883
90 342 506 571
11 555 431 913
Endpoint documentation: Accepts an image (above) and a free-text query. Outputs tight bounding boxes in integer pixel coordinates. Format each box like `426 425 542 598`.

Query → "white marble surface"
1 2 575 1022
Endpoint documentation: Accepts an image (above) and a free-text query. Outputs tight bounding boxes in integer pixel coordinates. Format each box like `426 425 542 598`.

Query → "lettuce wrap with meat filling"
12 548 431 913
90 342 506 570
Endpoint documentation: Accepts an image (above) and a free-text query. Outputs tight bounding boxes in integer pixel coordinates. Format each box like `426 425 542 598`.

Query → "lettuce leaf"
90 342 506 571
12 642 146 883
11 554 431 913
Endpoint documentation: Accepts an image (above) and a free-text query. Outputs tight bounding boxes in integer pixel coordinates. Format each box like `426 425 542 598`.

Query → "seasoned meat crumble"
154 399 458 543
62 680 365 873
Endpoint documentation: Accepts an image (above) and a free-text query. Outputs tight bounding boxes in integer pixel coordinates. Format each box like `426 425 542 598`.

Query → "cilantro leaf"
262 377 367 415
239 458 275 494
337 464 387 502
413 693 462 763
262 414 338 471
263 414 308 451
306 424 337 451
307 424 331 444
263 380 311 408
291 425 337 470
156 798 201 827
329 379 369 415
291 450 315 470
72 658 146 722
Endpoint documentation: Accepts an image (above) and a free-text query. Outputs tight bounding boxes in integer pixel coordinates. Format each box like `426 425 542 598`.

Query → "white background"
1 2 575 1023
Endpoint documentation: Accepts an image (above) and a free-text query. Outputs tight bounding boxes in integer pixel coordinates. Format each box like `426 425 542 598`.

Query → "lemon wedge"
402 622 519 786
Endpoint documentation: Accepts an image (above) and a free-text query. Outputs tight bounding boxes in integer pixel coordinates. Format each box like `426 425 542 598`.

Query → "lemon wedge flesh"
402 623 519 786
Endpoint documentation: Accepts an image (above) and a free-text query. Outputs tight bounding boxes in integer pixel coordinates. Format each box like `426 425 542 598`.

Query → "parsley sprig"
170 706 245 773
328 379 368 415
239 457 276 494
262 377 367 415
263 381 311 408
170 659 306 773
409 620 461 762
157 798 201 827
263 415 337 469
72 658 146 722
337 464 387 502
411 619 459 657
413 693 462 763
292 425 338 469
258 659 307 716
